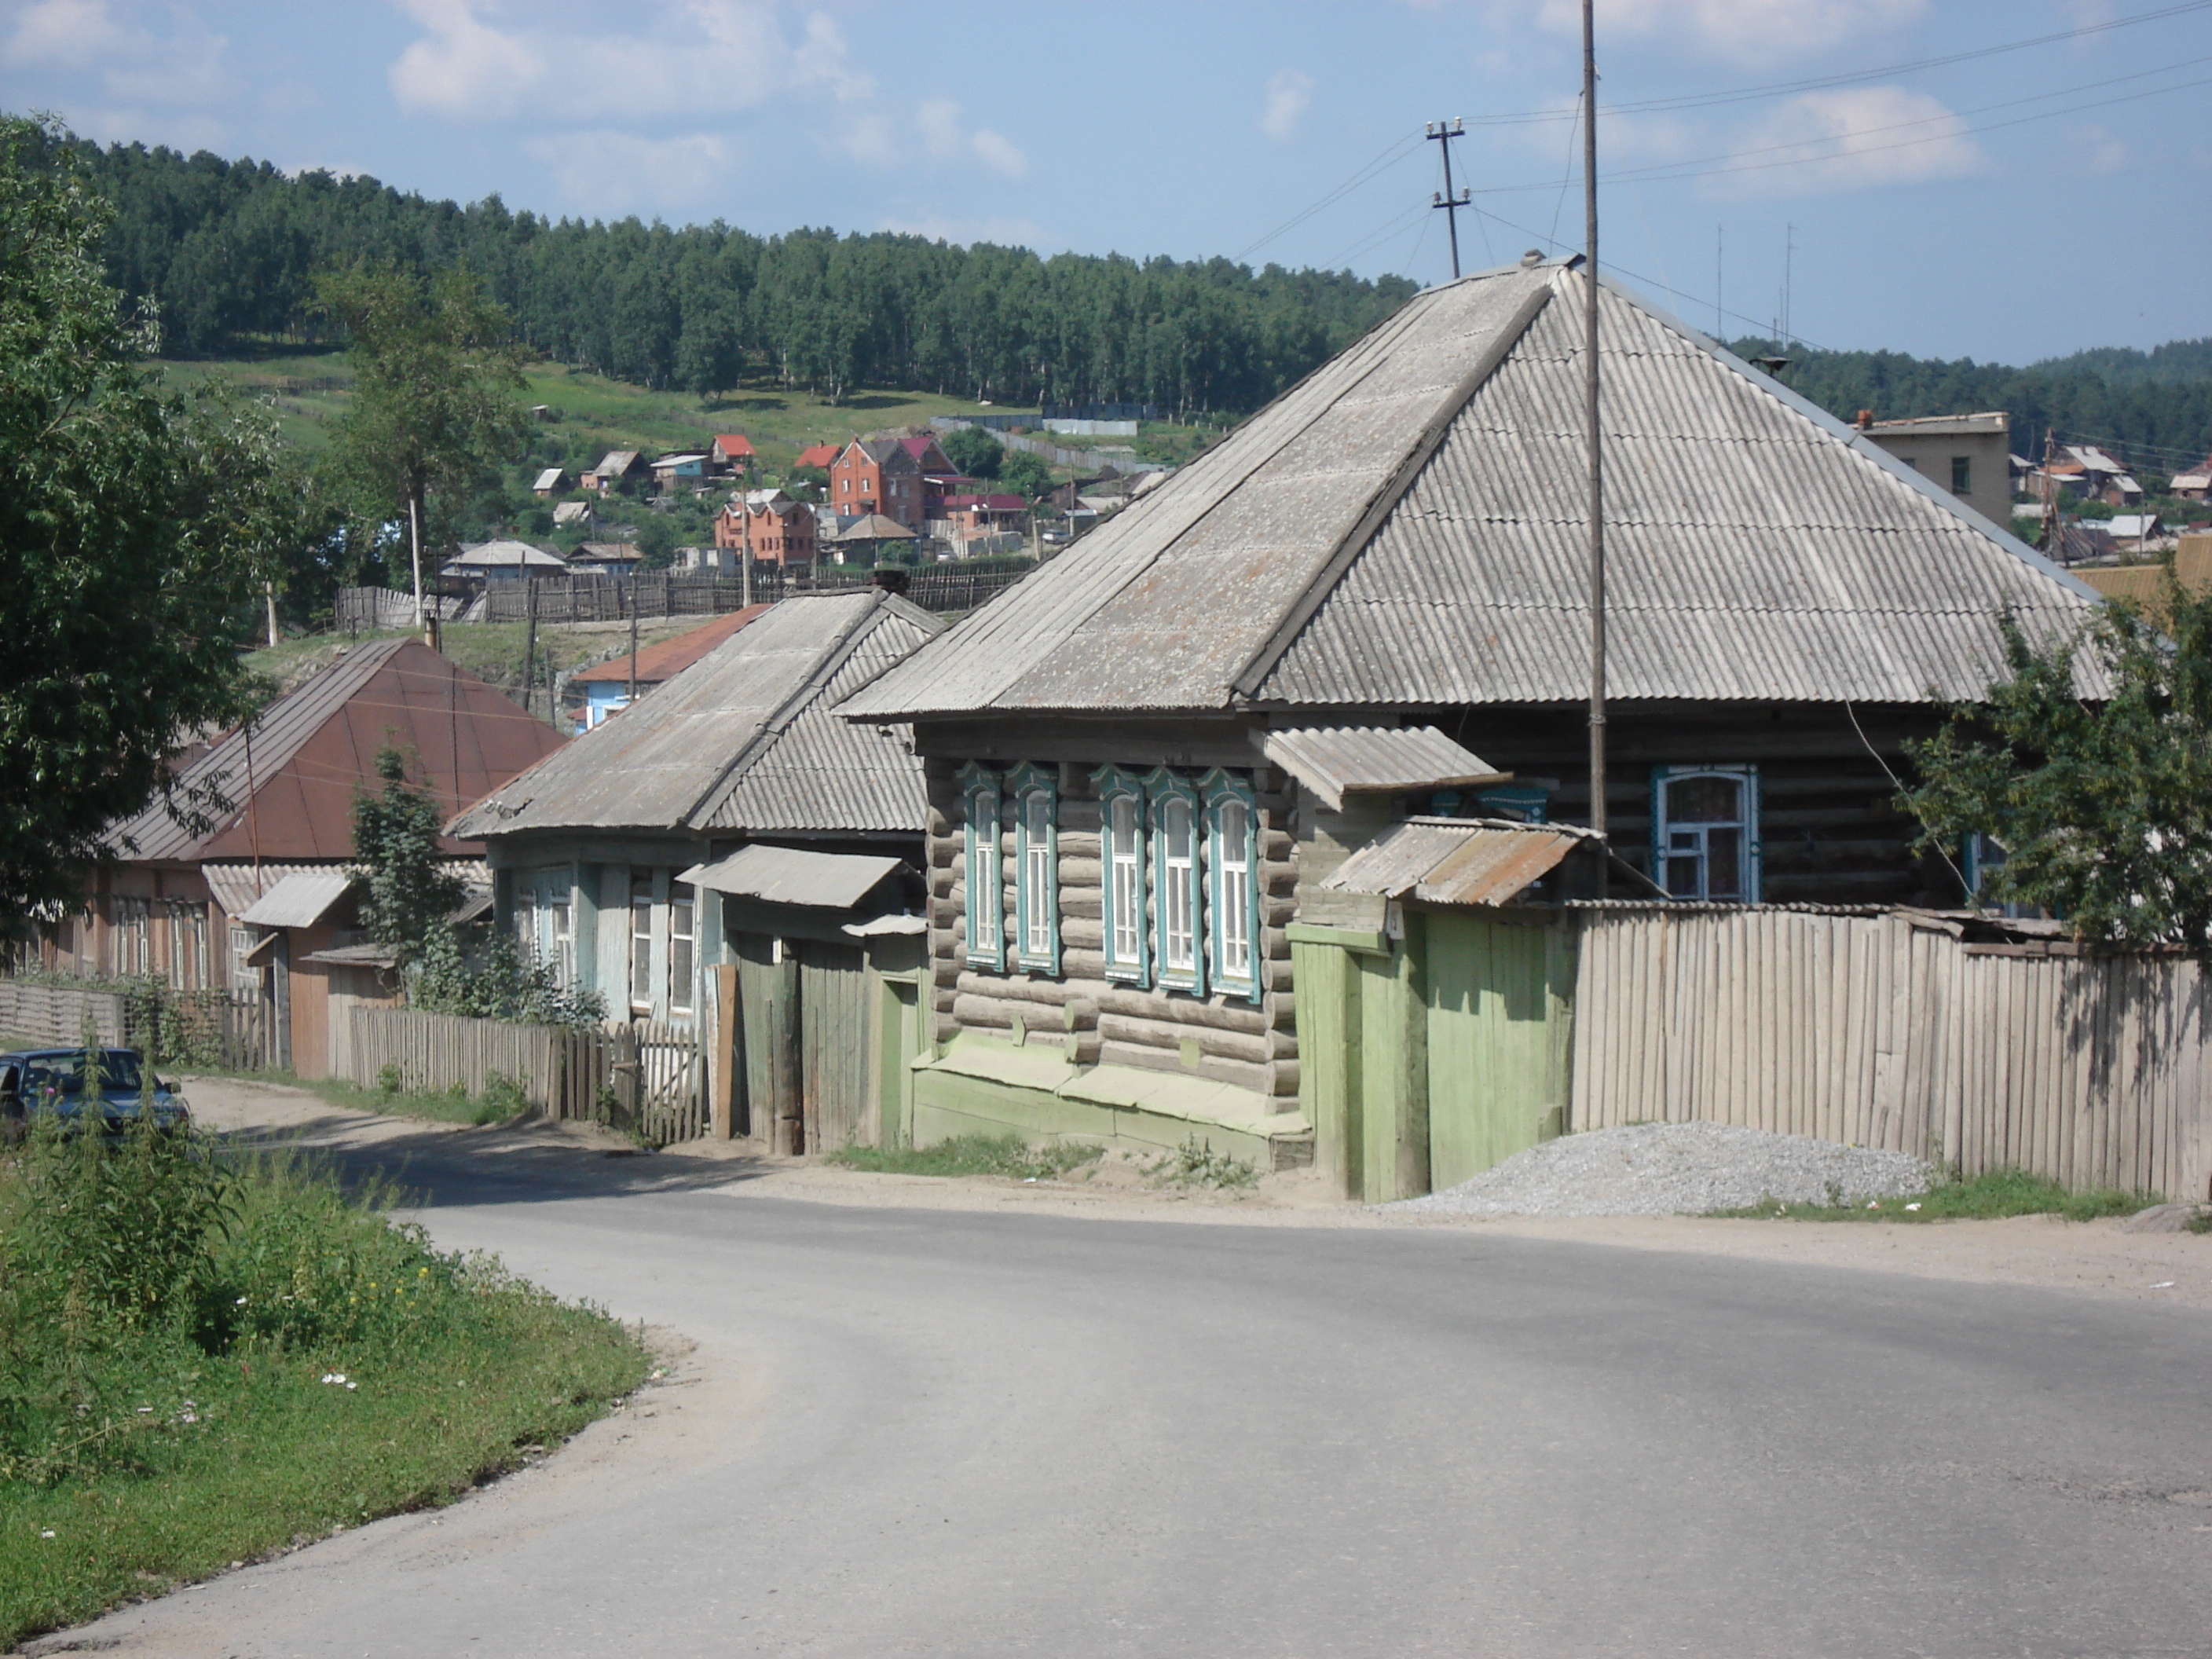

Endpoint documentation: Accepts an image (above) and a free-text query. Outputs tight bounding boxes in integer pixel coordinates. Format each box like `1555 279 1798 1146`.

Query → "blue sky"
3 0 2207 364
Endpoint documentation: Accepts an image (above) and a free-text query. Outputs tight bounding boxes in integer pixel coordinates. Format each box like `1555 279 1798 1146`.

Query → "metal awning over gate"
679 844 905 911
1321 817 1592 906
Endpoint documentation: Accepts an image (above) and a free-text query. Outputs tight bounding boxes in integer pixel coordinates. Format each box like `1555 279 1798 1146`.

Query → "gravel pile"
1392 1122 1936 1218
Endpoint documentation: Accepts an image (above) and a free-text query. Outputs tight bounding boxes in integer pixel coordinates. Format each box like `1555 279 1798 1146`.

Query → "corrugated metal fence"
343 1007 705 1145
1570 909 2212 1203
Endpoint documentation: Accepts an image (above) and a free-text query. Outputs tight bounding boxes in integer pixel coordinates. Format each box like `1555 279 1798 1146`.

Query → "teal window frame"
1650 765 1762 903
1008 762 1060 975
1199 769 1263 1003
1093 764 1150 985
958 761 1005 969
1144 767 1206 996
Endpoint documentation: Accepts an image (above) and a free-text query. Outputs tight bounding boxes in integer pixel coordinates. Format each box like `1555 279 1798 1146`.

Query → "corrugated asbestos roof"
449 591 942 839
1258 727 1507 811
237 870 355 928
1322 818 1590 906
679 844 904 910
842 261 2104 720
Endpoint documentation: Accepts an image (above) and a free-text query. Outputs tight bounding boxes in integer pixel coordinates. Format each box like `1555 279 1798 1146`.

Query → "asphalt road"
50 1131 2212 1659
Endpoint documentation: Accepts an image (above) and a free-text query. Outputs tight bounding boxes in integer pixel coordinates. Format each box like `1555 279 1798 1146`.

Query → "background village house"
56 639 565 1077
450 587 943 1152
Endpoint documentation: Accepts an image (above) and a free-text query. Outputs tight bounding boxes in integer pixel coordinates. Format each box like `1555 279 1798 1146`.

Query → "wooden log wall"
1461 701 1963 906
925 754 1302 1102
1569 908 2212 1203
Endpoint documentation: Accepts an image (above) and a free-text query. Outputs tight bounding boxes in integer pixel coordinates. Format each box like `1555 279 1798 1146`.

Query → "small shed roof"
1322 818 1591 907
445 540 568 572
1259 727 1506 812
794 443 839 470
237 870 355 928
592 449 643 475
533 467 568 491
679 844 903 911
830 514 917 542
552 501 591 525
712 434 755 459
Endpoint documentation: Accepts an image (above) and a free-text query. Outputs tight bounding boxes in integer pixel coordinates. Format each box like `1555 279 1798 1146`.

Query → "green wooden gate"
1294 906 1574 1202
1423 911 1575 1192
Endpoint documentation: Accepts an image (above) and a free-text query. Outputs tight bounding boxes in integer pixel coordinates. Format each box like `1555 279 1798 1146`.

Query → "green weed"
828 1134 1102 1181
1152 1135 1259 1192
0 1117 646 1647
313 1075 531 1128
1712 1167 2157 1223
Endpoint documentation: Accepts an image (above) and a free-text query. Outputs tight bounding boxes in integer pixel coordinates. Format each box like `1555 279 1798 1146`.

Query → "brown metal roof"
842 261 2104 721
1258 726 1507 811
1321 817 1590 907
449 591 942 839
106 642 565 866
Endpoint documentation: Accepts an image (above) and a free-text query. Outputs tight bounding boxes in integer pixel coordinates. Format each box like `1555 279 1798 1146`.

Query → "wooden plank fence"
1569 908 2212 1203
0 980 269 1071
344 1007 705 1145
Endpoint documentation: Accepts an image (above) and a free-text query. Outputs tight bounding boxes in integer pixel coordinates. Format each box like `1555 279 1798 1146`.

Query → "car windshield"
20 1052 144 1097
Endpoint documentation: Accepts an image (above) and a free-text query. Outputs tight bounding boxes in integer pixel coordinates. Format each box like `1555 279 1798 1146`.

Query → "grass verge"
1711 1167 2156 1223
302 1072 533 1128
0 1122 647 1648
828 1133 1101 1181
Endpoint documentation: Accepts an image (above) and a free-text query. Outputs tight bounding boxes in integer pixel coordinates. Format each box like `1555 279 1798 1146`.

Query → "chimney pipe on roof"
1855 409 1874 431
873 566 910 596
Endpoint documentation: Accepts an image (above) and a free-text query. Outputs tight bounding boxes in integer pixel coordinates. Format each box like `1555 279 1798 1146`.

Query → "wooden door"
733 933 801 1152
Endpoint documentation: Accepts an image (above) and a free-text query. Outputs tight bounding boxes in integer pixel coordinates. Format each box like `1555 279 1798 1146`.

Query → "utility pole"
1582 0 1607 852
1715 224 1723 339
1426 119 1470 280
1782 222 1795 349
408 496 424 629
522 574 539 722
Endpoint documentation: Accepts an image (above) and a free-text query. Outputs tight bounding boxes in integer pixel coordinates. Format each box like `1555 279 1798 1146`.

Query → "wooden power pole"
1583 0 1607 851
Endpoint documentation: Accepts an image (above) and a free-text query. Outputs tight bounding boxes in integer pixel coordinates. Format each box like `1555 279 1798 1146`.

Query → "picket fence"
1570 908 2212 1204
343 1006 705 1145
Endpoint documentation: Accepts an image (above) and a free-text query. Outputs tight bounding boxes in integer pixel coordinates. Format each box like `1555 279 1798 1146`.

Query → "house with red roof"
564 608 771 732
793 442 840 472
711 434 755 472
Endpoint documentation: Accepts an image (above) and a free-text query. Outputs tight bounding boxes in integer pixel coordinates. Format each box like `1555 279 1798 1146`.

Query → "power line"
1470 53 2212 198
1457 0 2212 127
1235 133 1423 264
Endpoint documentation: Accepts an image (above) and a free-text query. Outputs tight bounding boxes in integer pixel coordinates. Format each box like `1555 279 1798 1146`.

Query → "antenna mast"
1426 119 1470 280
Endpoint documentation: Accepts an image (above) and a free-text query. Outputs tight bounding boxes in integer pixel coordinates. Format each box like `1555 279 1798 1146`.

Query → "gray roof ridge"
1229 273 1558 700
1590 269 2105 610
683 591 892 830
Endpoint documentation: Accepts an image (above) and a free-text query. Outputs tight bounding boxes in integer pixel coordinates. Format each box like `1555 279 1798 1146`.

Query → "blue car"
0 1047 191 1141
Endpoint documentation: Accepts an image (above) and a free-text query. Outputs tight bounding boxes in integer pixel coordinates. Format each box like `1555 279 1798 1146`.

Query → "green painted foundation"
911 1033 1312 1170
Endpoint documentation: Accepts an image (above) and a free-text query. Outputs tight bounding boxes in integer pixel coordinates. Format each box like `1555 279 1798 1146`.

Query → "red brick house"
712 490 819 568
829 439 928 530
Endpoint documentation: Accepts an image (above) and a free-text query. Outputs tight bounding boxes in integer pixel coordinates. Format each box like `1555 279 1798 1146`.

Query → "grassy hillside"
158 350 1022 477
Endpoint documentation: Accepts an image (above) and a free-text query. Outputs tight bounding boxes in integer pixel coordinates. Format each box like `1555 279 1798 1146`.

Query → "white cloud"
1534 0 1928 65
387 2 546 119
830 93 1024 176
5 0 123 68
970 126 1027 179
1717 85 1982 195
526 130 733 215
1 0 236 140
2062 122 2127 177
1260 69 1313 143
